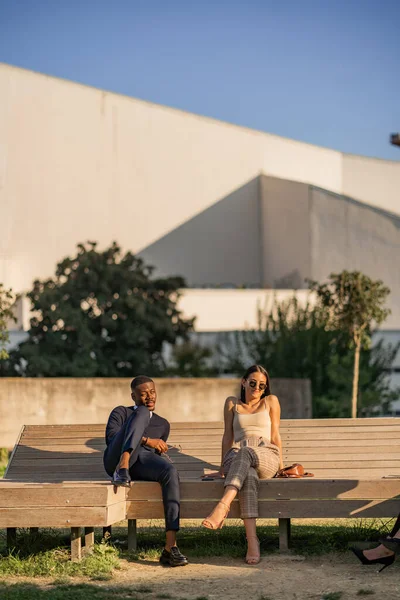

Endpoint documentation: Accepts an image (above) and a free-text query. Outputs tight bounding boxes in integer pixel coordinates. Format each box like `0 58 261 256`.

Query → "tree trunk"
352 338 361 418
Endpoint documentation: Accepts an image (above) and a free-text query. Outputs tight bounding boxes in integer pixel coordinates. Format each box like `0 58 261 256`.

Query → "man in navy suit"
103 375 188 567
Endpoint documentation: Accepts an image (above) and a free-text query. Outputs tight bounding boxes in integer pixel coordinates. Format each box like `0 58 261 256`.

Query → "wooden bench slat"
18 439 223 448
22 422 226 431
21 418 400 429
280 432 400 440
284 438 397 447
126 498 400 520
281 426 400 433
14 448 129 458
10 458 105 467
12 455 221 466
0 503 126 528
0 485 125 507
20 432 107 440
20 429 400 441
127 478 400 500
18 438 105 446
8 461 219 474
19 445 395 456
282 418 400 426
12 450 400 464
287 450 400 458
282 453 400 460
7 470 400 480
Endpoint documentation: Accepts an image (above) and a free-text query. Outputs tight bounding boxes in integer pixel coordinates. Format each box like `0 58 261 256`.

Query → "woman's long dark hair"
240 364 271 403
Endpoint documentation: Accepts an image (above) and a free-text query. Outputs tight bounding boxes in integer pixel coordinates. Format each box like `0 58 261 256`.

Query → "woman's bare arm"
269 395 284 469
219 397 235 475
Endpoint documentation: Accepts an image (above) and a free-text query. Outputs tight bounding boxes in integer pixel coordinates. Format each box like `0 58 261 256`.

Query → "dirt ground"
113 553 399 599
5 553 400 600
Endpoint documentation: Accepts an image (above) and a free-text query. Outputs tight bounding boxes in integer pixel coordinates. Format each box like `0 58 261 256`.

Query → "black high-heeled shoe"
350 547 395 573
379 537 400 553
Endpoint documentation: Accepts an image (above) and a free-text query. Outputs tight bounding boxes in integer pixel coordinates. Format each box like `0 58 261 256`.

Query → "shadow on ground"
0 582 190 600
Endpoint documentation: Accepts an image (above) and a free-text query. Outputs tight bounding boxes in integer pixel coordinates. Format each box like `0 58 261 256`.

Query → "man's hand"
146 438 169 453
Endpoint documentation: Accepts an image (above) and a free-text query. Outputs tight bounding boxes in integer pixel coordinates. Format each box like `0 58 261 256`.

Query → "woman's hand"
146 438 169 453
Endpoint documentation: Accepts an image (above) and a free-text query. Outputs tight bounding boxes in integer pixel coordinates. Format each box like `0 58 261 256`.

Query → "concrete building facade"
1 62 400 293
1 63 399 402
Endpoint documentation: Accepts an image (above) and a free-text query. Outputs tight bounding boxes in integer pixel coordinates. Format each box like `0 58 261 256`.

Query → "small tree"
6 242 194 377
0 284 16 360
219 293 398 418
308 271 391 418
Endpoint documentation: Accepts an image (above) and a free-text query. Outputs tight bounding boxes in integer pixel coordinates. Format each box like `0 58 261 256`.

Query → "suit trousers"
223 443 280 519
103 405 180 531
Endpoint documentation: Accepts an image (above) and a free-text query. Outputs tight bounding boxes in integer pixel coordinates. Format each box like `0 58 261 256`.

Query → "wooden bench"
2 418 400 559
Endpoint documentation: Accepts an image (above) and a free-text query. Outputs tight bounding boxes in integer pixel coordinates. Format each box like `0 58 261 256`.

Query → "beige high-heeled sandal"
245 536 261 565
202 501 230 530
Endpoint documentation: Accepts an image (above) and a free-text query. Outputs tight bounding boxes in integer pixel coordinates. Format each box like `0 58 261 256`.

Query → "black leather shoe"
112 468 131 487
159 546 188 567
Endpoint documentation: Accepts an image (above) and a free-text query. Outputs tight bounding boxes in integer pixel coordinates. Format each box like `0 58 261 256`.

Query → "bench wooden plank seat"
2 418 400 558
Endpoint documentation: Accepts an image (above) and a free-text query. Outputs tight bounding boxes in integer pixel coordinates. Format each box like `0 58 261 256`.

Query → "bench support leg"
84 527 95 555
6 528 17 550
71 527 82 562
279 518 291 551
128 519 137 552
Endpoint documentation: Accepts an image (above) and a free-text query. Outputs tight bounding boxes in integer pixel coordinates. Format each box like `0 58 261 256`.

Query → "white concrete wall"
260 177 311 288
179 289 312 332
1 63 399 294
342 154 400 215
309 188 400 329
138 177 263 287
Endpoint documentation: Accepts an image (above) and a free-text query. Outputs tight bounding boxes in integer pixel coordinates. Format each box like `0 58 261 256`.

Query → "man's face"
131 381 157 411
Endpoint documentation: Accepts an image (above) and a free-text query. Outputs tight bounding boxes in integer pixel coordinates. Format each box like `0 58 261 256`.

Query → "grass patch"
0 544 119 578
284 519 385 556
119 517 391 560
0 582 146 599
321 594 343 600
0 581 213 600
357 591 375 596
0 517 394 580
0 529 119 578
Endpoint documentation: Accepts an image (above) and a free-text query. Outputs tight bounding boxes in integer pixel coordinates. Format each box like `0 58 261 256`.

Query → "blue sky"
1 0 399 159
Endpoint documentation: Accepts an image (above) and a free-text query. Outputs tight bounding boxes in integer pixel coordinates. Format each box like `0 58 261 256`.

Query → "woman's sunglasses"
248 380 267 391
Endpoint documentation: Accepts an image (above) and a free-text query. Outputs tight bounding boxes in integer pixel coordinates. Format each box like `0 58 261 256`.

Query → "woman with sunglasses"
202 364 283 564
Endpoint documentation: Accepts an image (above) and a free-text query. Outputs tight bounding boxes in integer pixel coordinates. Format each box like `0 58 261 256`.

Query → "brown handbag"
274 463 314 478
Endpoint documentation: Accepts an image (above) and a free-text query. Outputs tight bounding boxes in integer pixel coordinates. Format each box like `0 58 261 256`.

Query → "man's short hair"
130 375 154 391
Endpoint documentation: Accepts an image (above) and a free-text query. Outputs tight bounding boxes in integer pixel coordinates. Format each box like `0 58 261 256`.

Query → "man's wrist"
141 436 149 446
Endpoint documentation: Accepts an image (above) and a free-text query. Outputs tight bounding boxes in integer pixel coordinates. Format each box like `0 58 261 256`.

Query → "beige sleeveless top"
232 398 271 443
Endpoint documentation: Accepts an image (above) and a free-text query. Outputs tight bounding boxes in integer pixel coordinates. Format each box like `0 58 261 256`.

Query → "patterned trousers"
222 441 280 519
